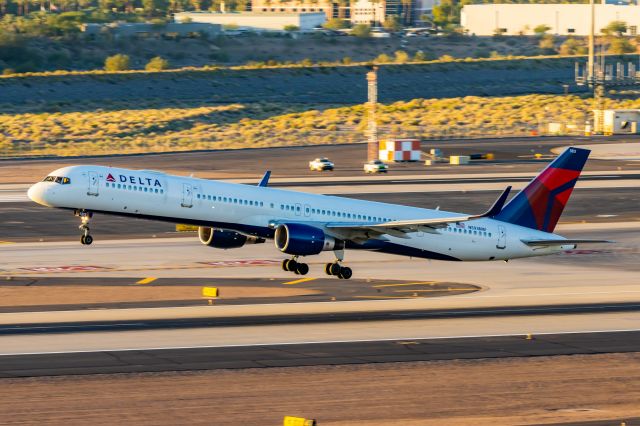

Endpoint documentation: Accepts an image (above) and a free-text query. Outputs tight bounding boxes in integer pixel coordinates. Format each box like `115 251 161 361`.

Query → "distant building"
350 0 385 25
81 22 221 38
350 0 415 25
174 11 326 31
462 3 640 36
250 0 340 21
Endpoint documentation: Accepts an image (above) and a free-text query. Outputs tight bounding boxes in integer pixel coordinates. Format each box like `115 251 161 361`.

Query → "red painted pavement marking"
19 266 111 273
197 259 281 267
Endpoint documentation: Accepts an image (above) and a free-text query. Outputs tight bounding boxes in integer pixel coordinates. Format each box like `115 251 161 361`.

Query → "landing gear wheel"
338 266 352 280
295 262 309 275
325 263 333 276
284 258 305 274
81 235 93 245
329 262 342 276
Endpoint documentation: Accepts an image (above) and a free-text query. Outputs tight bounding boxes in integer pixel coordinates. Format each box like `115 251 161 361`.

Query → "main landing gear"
281 250 353 280
75 209 93 245
325 262 352 280
282 257 309 275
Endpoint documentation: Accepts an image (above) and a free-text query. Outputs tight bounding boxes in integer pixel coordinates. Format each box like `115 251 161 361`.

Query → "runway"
1 330 638 378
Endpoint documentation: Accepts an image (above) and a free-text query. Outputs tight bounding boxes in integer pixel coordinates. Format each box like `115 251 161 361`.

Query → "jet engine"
274 223 344 256
198 227 265 249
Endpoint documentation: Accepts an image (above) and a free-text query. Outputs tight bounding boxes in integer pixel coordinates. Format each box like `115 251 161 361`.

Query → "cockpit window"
43 176 71 185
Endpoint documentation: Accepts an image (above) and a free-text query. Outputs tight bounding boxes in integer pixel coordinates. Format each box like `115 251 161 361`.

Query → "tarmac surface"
2 136 640 183
1 331 638 378
1 138 639 425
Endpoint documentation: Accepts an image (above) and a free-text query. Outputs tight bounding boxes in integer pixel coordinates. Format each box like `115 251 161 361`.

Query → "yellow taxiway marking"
0 241 14 245
373 281 437 288
136 277 157 285
394 288 471 293
283 277 317 285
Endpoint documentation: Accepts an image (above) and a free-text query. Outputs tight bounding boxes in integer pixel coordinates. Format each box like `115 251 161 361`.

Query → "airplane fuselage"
27 165 573 262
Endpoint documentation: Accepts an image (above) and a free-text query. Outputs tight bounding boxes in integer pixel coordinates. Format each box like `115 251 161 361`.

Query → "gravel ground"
0 60 577 107
0 353 639 425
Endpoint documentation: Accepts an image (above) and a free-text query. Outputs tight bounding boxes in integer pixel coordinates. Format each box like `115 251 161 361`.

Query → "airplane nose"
27 182 51 206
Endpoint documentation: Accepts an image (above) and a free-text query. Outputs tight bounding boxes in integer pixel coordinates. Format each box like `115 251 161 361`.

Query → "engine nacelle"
274 223 344 256
198 227 265 249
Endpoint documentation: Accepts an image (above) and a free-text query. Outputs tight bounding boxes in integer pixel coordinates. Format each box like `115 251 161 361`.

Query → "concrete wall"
461 4 640 36
175 12 326 31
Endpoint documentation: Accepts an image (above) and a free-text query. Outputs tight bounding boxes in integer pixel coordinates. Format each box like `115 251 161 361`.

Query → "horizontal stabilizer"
521 239 613 247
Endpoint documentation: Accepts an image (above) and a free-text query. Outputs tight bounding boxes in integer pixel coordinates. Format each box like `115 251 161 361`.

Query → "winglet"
258 171 271 187
481 186 512 218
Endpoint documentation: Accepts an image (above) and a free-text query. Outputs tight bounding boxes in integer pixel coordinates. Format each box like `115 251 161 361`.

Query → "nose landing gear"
75 209 93 245
282 257 309 275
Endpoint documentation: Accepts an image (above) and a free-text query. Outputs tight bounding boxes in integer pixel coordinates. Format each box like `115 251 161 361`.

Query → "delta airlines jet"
27 147 608 279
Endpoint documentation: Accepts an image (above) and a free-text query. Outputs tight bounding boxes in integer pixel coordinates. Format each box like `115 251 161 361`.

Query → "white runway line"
0 192 29 203
1 312 639 356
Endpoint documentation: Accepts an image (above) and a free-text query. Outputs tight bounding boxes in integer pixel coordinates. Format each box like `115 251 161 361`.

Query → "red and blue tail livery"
495 147 590 232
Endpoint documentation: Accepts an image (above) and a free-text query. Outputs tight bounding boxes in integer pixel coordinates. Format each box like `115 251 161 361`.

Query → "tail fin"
494 147 590 233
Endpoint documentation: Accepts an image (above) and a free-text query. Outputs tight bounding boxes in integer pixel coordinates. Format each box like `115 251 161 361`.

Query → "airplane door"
88 171 99 196
304 204 311 217
295 203 302 216
497 225 506 249
181 183 193 208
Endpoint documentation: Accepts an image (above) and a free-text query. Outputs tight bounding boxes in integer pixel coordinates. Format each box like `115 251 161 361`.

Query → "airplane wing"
521 239 613 247
325 186 512 240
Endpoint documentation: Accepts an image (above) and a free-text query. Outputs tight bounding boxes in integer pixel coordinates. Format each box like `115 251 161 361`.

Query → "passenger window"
144 188 148 192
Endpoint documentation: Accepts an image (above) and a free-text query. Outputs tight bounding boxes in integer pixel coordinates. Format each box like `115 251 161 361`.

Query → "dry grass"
2 94 638 157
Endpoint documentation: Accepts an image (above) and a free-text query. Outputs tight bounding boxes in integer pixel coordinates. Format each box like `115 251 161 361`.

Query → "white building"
350 0 385 25
461 3 640 36
175 12 326 31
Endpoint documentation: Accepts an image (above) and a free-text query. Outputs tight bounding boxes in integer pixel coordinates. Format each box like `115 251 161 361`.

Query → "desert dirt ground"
1 353 639 425
0 285 318 307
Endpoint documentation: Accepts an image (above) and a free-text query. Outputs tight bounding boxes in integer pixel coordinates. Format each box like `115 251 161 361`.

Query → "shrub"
145 56 169 71
104 54 130 71
283 25 299 32
323 18 350 30
351 24 371 38
374 53 392 63
533 24 551 36
609 37 635 54
394 50 409 63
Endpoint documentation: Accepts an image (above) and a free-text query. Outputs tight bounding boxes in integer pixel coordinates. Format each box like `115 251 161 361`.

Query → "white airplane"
27 147 608 279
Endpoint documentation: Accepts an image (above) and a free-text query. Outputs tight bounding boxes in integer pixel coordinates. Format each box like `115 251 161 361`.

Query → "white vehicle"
364 159 389 173
309 157 334 171
28 147 609 280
